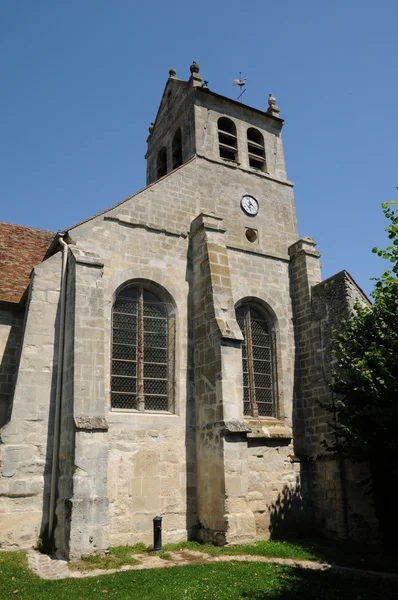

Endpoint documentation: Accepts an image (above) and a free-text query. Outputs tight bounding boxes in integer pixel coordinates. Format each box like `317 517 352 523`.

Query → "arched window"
157 147 167 179
172 128 183 169
247 128 266 171
111 285 175 412
218 117 238 161
236 304 276 418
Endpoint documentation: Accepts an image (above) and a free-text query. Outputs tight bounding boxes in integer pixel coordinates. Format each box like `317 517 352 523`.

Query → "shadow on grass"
238 565 398 600
265 477 398 574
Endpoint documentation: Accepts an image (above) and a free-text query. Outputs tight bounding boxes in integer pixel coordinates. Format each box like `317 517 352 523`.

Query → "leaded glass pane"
236 304 275 418
111 285 172 412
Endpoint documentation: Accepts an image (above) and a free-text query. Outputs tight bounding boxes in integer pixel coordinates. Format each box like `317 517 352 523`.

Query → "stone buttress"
55 246 109 558
190 213 256 544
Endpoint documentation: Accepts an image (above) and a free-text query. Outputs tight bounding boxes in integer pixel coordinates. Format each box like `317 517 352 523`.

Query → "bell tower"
146 61 289 184
145 61 297 258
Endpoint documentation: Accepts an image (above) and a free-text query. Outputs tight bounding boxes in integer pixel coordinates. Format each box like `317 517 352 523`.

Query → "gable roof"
0 222 55 304
65 156 196 232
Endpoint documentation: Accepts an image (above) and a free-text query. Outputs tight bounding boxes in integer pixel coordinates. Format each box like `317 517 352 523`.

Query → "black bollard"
153 515 162 552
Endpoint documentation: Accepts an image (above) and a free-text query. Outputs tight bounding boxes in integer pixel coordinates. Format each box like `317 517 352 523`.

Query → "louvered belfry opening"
247 127 266 171
111 286 175 412
157 147 168 179
172 127 183 169
236 304 276 418
218 117 238 161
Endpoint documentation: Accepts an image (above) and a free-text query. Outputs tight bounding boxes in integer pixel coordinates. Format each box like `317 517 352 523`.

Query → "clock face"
241 195 259 216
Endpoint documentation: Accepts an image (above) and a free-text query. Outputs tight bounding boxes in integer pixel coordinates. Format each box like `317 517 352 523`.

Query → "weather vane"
233 72 246 102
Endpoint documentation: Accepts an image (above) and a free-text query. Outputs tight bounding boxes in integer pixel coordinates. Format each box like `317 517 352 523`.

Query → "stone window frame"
110 279 177 414
235 297 281 421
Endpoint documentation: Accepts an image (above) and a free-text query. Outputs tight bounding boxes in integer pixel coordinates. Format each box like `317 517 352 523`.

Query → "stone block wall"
72 186 194 548
289 249 378 541
247 439 310 539
194 98 287 182
190 213 255 545
146 79 196 184
228 243 310 539
107 420 196 546
0 306 24 427
55 254 76 554
61 152 301 549
309 272 378 541
0 253 61 549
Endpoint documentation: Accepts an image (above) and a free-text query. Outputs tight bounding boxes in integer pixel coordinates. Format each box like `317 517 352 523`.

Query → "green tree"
330 200 398 543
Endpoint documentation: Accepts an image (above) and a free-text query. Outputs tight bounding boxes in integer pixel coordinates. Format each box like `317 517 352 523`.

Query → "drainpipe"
48 234 68 539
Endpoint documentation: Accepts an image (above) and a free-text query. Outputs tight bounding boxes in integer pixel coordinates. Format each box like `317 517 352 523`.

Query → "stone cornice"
196 153 294 188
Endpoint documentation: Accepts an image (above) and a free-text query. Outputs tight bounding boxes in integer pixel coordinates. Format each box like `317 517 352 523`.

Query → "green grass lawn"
1 551 398 600
70 537 398 574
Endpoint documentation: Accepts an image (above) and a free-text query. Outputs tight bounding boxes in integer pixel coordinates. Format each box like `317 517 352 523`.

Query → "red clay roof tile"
0 222 55 303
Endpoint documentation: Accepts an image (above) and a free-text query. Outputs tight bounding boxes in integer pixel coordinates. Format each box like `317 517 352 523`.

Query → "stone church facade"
0 62 378 558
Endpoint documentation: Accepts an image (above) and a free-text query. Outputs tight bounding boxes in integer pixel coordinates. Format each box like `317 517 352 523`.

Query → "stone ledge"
74 416 108 431
246 420 292 439
224 420 252 433
196 153 294 187
69 246 104 268
202 420 252 434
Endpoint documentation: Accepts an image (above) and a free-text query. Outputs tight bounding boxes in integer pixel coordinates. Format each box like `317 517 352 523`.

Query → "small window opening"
218 117 238 161
247 128 266 171
172 128 183 169
157 147 167 179
245 228 258 243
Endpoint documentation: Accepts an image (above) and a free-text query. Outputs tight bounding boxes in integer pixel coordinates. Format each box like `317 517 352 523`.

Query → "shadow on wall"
185 239 198 539
0 309 24 429
268 473 313 539
39 298 61 549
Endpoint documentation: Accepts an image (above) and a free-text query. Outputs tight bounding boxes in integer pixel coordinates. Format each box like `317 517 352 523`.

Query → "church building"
0 62 377 558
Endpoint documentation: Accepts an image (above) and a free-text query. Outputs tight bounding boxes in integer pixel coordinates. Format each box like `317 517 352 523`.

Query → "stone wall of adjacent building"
0 253 61 549
0 306 24 428
309 272 378 541
289 255 378 541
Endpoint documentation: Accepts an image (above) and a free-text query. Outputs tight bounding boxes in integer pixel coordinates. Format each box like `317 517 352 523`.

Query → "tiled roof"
0 222 55 304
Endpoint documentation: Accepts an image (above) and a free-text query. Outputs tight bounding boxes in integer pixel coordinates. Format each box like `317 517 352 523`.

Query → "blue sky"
1 0 397 296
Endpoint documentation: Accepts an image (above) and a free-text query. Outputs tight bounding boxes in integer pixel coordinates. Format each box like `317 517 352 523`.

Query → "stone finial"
189 60 202 87
267 93 280 117
288 236 320 259
169 68 177 78
190 60 200 74
148 122 155 135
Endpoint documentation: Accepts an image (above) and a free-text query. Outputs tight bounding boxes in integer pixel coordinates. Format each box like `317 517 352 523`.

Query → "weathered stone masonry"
0 62 378 556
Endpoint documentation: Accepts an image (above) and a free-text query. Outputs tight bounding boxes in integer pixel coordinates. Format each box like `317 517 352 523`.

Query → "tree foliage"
330 200 398 542
330 201 398 463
